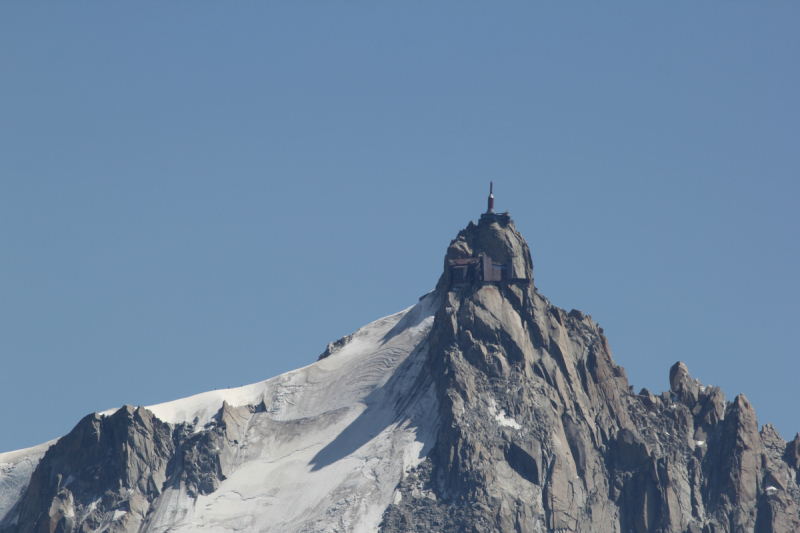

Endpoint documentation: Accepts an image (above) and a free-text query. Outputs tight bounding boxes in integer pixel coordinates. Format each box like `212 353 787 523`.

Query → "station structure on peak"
446 183 531 289
479 181 511 224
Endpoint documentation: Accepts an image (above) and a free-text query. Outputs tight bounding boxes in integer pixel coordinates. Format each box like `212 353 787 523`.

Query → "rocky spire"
383 216 800 533
438 201 533 291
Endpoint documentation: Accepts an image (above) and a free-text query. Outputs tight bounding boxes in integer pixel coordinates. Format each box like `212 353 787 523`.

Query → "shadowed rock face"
0 401 256 533
4 405 175 533
379 219 800 533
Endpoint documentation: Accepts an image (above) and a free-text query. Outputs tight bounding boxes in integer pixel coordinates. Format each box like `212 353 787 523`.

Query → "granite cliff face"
379 215 800 533
0 402 256 533
1 213 798 533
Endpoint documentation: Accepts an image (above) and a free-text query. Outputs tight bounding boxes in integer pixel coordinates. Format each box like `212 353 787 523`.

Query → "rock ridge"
0 401 263 533
379 218 800 533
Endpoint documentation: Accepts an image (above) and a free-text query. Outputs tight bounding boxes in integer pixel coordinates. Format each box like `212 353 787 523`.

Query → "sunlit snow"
2 293 441 533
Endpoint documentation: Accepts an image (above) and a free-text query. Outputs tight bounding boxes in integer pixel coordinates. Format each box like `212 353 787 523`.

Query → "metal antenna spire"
487 181 495 213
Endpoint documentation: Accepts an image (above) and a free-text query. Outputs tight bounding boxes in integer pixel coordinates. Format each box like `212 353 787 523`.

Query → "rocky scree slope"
2 216 799 533
378 218 800 533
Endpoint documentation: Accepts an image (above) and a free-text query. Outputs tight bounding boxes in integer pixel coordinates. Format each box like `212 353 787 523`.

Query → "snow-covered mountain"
2 205 800 533
0 293 439 533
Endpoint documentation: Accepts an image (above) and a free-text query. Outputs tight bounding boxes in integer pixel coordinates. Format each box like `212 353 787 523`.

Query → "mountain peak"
440 193 533 292
2 199 799 533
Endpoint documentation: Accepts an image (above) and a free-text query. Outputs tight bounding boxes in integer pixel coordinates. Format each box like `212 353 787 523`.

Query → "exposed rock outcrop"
379 216 800 533
318 332 356 361
5 405 174 533
0 401 264 533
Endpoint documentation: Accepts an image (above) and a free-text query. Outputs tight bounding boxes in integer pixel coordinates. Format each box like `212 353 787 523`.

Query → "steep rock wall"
380 218 800 533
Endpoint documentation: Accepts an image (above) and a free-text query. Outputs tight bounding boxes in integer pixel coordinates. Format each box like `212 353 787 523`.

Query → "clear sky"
1 3 798 453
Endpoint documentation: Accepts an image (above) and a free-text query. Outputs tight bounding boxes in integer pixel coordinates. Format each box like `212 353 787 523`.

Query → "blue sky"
1 3 798 453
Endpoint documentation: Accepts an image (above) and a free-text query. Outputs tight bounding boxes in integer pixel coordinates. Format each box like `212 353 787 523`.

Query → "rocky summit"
1 205 799 533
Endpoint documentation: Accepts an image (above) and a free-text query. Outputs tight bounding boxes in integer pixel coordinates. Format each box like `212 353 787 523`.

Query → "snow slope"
1 292 440 532
0 441 56 525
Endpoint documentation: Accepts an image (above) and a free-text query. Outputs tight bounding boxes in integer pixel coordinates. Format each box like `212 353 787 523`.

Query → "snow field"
1 293 441 532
